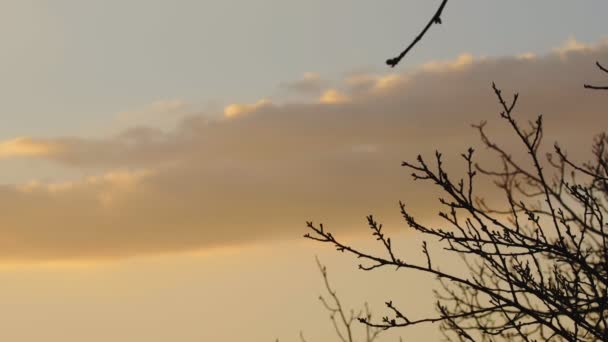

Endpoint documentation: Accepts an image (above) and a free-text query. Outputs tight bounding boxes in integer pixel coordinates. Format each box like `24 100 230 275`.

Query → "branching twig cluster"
305 84 608 341
279 258 390 342
315 257 383 342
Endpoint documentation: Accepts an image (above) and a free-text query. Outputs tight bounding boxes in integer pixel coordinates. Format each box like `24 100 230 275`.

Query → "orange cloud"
0 137 56 159
421 53 474 72
0 38 605 261
319 89 349 104
223 99 271 118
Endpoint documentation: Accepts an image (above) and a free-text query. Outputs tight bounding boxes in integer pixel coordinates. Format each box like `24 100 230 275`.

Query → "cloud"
372 74 404 91
223 99 272 118
0 137 58 159
420 53 474 72
517 52 537 60
554 37 594 57
115 99 190 130
319 89 350 104
280 72 326 94
17 169 151 206
0 39 607 261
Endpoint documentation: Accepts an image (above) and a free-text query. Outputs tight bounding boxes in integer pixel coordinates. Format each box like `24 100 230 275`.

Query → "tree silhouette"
305 83 608 341
299 3 608 340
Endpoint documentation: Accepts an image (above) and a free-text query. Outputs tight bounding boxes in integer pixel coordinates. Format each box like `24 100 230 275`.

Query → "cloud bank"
0 39 606 261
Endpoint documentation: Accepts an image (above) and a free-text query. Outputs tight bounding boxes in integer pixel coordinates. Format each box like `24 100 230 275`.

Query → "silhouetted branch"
583 85 608 90
386 0 449 68
584 61 608 90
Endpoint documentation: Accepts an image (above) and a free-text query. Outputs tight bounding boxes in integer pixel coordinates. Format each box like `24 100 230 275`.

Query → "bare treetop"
306 83 608 341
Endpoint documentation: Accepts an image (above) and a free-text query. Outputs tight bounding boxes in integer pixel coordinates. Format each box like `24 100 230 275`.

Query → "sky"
0 1 607 341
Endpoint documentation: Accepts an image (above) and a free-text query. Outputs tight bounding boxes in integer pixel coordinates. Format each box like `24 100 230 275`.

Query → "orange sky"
0 2 607 341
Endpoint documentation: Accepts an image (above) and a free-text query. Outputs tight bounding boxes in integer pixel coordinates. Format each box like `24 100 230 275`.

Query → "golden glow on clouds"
0 240 246 270
517 52 537 60
555 37 592 56
17 169 151 211
0 38 605 261
302 72 321 82
18 169 150 193
373 74 404 91
421 53 474 72
0 137 55 159
319 89 349 104
552 37 608 60
90 170 152 207
223 99 271 118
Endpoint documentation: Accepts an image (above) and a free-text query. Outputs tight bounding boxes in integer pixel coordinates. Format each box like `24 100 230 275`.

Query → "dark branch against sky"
386 0 449 67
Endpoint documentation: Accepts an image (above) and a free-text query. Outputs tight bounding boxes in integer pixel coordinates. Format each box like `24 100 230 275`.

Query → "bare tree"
305 83 608 341
299 3 608 341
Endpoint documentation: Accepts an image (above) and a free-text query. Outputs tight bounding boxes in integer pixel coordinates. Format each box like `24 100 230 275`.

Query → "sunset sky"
0 1 607 341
